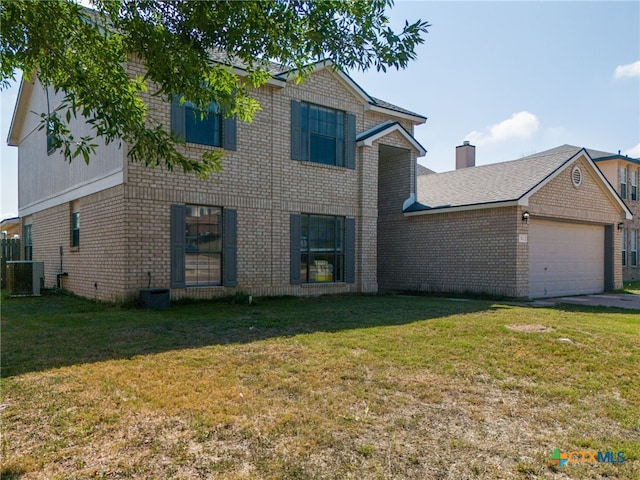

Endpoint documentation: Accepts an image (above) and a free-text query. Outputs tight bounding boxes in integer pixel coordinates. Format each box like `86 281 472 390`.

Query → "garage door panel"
529 220 604 298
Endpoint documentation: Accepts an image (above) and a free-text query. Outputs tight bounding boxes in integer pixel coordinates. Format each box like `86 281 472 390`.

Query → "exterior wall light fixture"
618 222 625 231
522 211 530 224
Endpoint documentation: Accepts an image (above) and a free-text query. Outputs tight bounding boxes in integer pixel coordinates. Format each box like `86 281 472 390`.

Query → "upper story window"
620 167 628 199
291 100 356 169
46 115 57 155
170 96 237 150
631 169 638 201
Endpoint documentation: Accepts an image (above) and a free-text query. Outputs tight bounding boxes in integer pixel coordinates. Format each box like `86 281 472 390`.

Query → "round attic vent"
571 166 583 188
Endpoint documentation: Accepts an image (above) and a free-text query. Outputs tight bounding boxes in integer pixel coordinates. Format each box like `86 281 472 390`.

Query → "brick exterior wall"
380 155 627 298
26 185 127 301
20 62 423 302
379 206 522 297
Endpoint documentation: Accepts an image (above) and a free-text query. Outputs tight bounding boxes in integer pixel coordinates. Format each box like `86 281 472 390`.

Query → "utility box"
139 288 170 309
6 261 44 296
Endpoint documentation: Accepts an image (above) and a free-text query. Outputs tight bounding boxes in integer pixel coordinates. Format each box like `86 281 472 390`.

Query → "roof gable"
356 121 426 156
7 75 35 146
277 60 426 124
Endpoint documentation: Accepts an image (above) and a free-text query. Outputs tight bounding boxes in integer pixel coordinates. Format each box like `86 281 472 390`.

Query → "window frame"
170 204 237 289
622 228 627 266
184 204 223 286
631 229 638 267
171 95 237 150
46 116 57 155
631 169 638 201
184 101 223 148
620 167 628 199
71 211 80 248
290 213 355 285
300 214 345 283
291 100 356 169
23 223 33 261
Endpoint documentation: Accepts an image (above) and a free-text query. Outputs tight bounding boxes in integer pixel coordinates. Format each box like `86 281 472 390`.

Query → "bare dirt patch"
505 324 553 333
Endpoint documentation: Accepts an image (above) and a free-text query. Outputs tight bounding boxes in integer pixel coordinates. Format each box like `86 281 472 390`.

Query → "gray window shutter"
290 214 301 285
345 217 355 283
345 113 356 169
223 114 237 151
223 208 238 287
291 100 306 161
171 95 186 141
170 204 186 288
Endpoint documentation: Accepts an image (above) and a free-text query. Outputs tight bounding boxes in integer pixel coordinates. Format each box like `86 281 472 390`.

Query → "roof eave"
404 200 521 216
356 121 426 156
365 104 427 124
7 75 34 147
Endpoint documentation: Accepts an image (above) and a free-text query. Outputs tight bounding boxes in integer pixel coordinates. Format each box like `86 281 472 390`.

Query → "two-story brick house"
590 149 640 281
8 59 427 302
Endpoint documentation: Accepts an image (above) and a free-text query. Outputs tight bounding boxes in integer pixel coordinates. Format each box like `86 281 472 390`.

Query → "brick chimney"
456 141 476 169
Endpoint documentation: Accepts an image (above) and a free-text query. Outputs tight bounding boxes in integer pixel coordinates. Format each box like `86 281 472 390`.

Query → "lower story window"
170 204 237 288
290 213 355 285
631 229 638 267
301 214 344 283
185 205 222 286
622 229 627 266
23 223 32 261
71 211 80 248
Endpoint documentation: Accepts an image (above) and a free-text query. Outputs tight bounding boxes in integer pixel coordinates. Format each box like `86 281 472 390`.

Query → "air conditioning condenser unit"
6 261 44 296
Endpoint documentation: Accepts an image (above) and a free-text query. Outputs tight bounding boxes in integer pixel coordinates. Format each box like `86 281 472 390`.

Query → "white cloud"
465 111 540 146
614 61 640 79
623 143 640 158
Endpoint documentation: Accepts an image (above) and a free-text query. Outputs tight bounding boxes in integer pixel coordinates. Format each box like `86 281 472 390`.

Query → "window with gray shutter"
295 214 352 284
345 218 355 283
290 214 302 285
291 100 356 168
170 204 186 288
223 209 238 286
171 95 236 150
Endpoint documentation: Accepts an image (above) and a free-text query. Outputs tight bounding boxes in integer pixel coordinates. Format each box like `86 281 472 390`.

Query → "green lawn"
1 291 639 479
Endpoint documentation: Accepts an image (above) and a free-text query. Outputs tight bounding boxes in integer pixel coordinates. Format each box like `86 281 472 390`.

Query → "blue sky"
1 0 639 220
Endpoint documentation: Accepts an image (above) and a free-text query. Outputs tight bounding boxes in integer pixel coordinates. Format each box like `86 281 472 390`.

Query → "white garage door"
529 219 604 298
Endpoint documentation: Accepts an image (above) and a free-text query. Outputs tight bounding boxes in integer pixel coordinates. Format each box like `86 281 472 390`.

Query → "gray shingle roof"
416 163 436 176
416 144 584 209
369 96 426 120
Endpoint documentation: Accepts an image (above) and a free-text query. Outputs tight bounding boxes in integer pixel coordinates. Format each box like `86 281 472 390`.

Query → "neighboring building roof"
0 217 20 236
416 163 436 176
588 148 640 166
408 144 632 219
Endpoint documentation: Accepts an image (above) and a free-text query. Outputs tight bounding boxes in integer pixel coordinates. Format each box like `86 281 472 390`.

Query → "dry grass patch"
2 292 639 479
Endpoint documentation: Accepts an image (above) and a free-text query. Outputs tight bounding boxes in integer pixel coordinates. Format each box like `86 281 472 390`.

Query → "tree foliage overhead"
1 0 429 177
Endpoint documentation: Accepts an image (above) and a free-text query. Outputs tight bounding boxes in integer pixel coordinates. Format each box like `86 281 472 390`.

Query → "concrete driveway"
529 293 640 310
